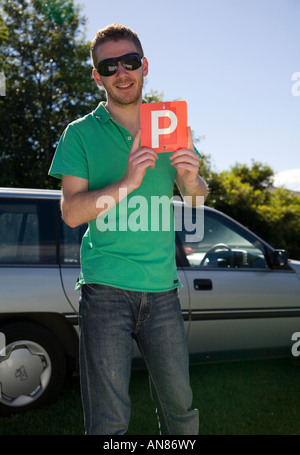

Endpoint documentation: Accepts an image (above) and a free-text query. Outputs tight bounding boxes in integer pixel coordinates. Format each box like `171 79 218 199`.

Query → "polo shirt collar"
93 101 111 123
93 99 148 123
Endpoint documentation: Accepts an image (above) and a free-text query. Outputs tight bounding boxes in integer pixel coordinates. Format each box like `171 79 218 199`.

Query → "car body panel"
184 268 300 310
1 266 72 314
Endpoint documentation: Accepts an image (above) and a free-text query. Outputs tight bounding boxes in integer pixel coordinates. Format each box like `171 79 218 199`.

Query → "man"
49 23 208 435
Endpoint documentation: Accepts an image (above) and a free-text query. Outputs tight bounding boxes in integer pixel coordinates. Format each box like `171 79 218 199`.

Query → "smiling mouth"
116 82 134 90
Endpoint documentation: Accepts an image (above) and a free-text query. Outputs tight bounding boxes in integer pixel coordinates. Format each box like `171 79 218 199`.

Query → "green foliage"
0 0 105 188
230 161 274 191
143 89 165 104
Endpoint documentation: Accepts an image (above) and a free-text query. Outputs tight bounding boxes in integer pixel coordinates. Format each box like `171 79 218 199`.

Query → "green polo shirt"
49 101 181 292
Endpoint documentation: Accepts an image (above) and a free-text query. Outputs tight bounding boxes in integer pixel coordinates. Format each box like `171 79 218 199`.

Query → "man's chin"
111 93 142 107
106 82 144 107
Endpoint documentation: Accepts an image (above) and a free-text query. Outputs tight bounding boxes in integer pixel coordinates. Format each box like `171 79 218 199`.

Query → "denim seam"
134 292 149 335
135 339 171 435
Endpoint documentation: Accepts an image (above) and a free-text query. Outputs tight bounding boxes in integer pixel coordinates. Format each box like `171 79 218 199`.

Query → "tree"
0 0 105 188
230 161 274 191
255 187 300 259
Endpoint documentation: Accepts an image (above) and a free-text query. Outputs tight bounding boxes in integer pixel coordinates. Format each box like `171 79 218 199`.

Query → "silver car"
0 187 299 415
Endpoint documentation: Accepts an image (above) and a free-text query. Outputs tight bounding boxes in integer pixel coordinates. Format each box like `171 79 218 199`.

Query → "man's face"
93 39 148 107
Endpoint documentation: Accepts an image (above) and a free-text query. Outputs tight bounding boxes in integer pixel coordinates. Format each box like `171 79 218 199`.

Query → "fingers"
128 149 158 171
187 126 194 150
129 145 158 168
125 130 158 189
131 128 142 154
169 148 199 168
169 126 198 165
131 129 157 160
169 127 200 185
127 126 199 190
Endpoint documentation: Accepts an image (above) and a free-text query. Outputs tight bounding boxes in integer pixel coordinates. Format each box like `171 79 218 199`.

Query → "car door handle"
194 279 213 291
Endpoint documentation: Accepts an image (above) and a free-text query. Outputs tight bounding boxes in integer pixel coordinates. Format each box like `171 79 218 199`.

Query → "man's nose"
115 61 128 76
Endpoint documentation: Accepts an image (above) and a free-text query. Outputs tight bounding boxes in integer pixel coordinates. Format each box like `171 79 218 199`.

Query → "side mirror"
271 249 288 267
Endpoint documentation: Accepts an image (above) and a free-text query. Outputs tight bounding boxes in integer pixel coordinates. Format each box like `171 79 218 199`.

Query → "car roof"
0 187 61 199
0 188 275 251
0 189 217 213
0 187 233 217
0 188 209 205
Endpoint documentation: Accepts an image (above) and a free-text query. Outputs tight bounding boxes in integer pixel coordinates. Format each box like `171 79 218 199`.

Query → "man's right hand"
124 129 158 192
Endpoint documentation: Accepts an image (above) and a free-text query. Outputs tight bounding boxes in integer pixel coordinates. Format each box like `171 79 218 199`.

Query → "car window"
175 205 268 269
59 221 86 265
0 198 56 264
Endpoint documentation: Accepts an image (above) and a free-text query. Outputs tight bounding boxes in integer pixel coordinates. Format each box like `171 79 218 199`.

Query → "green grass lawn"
1 358 300 435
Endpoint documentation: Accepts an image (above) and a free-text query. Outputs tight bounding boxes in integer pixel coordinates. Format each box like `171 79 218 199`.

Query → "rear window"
59 220 86 265
0 198 57 265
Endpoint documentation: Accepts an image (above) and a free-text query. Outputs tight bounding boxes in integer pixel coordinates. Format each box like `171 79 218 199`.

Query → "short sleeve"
48 124 89 180
194 144 202 158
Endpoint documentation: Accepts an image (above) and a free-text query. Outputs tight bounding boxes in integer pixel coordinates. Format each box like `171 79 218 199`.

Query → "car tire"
0 321 67 416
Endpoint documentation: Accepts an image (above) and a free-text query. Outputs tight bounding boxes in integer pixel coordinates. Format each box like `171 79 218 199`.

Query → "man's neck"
105 99 141 137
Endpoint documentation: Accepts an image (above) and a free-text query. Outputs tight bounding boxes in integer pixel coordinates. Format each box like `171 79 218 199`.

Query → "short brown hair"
90 23 144 68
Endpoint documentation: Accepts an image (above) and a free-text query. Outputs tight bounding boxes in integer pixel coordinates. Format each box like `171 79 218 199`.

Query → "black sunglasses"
97 53 143 77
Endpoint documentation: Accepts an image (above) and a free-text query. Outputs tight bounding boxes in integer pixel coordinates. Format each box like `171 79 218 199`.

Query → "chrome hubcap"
0 341 52 407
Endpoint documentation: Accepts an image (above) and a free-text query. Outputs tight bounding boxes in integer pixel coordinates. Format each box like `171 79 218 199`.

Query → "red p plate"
140 101 188 153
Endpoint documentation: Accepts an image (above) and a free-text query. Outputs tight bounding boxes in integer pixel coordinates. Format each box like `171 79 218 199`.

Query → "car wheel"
0 321 66 416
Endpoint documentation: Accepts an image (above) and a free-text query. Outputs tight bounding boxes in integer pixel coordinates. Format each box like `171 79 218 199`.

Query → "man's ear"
142 57 149 77
92 68 104 87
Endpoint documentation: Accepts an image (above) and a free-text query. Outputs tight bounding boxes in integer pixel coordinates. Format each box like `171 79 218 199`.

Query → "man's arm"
61 175 129 228
175 173 209 206
61 130 158 227
170 127 209 206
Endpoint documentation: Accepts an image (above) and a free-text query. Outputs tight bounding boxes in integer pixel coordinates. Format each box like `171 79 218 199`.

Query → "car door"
0 197 70 314
174 203 300 361
57 217 86 314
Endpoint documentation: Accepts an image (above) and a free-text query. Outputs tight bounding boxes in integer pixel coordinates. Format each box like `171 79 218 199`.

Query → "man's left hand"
169 127 199 186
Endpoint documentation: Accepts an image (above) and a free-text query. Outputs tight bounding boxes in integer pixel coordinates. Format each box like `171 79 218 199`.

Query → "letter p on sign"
140 101 188 152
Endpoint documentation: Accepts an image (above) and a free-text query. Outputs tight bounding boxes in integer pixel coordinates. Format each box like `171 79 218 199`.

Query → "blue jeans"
79 284 199 435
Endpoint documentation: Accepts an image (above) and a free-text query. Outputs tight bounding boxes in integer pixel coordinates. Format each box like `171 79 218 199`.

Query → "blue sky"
77 0 300 174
